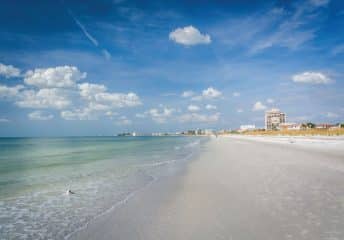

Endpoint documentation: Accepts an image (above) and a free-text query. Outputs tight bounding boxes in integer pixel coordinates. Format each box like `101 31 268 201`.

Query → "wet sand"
71 136 344 240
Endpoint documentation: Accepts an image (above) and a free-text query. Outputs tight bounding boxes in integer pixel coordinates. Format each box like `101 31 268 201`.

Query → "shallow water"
0 136 203 239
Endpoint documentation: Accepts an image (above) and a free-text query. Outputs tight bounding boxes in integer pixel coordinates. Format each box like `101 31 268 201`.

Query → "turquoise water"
0 136 203 239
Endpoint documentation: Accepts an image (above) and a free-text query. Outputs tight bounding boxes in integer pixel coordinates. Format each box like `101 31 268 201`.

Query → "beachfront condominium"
265 108 286 130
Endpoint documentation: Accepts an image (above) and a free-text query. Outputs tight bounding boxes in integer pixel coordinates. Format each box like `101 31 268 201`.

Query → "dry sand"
71 136 344 240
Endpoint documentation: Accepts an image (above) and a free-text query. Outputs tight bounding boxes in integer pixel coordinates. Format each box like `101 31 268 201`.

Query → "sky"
0 0 343 136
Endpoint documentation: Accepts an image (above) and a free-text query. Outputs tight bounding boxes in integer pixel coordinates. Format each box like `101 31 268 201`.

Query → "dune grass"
241 128 344 136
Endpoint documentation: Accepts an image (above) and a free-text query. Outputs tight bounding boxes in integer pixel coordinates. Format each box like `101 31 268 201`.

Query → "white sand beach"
71 136 344 240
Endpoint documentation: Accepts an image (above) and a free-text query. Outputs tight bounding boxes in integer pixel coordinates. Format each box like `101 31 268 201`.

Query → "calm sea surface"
0 136 204 239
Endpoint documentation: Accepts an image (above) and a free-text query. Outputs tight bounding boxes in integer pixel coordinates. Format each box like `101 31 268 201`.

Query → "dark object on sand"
66 189 75 195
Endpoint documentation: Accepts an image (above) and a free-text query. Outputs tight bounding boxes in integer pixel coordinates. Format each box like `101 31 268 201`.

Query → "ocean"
0 136 204 239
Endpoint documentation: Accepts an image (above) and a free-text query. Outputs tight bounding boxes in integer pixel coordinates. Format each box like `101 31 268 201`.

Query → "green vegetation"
240 128 344 136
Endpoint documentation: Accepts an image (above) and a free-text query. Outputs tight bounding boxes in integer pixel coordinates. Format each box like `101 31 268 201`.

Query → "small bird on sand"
66 189 75 195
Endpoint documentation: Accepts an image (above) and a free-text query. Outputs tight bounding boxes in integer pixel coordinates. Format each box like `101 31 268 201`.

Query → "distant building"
196 129 203 135
117 132 132 137
239 125 256 132
204 129 214 135
315 123 335 129
265 108 286 130
218 129 231 134
187 130 196 135
329 125 340 130
279 122 302 130
118 132 141 136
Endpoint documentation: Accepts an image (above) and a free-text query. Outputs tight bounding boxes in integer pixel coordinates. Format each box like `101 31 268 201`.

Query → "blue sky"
0 0 343 136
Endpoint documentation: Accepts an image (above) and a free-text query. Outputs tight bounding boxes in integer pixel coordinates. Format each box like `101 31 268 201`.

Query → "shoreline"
69 148 196 240
67 139 203 240
0 136 204 239
71 136 344 240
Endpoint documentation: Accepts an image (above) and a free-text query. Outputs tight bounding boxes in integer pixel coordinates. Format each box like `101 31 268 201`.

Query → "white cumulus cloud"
0 85 24 98
266 98 274 103
188 104 200 112
60 107 98 120
179 112 220 123
16 88 71 109
233 92 240 97
115 116 132 126
28 111 54 120
169 26 211 46
0 63 143 121
205 104 217 110
292 72 332 84
68 107 109 120
105 111 118 117
78 83 141 108
60 98 132 121
252 101 267 111
135 113 146 118
0 63 21 78
202 87 222 99
146 107 175 123
192 87 222 101
77 82 142 116
79 83 107 100
181 90 195 98
94 92 141 108
25 66 87 88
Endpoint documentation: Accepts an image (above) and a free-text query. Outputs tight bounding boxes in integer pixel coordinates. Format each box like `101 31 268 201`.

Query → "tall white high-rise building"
265 108 286 130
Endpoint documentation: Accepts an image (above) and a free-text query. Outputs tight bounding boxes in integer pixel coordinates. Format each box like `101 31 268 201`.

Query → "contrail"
65 6 111 60
101 49 111 60
68 9 99 47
